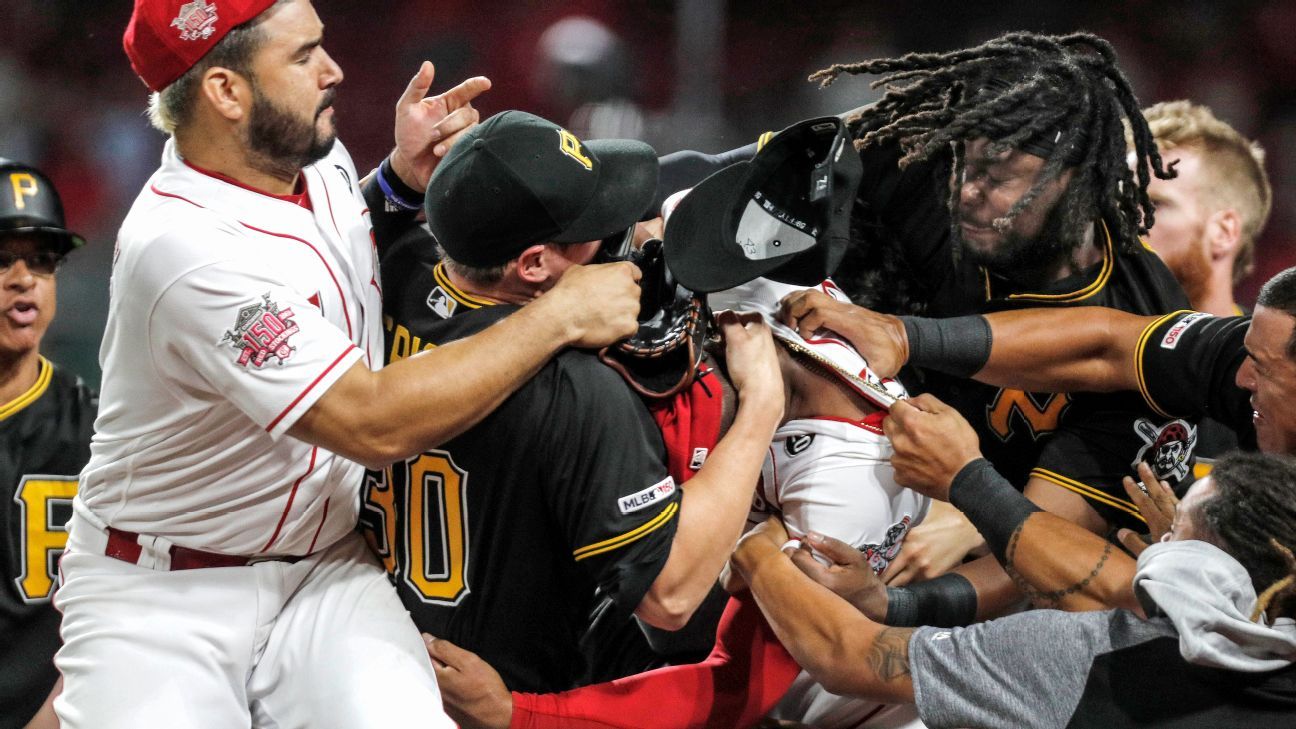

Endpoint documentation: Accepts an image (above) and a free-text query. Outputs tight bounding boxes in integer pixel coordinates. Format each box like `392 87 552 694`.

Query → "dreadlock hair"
1199 451 1296 621
810 31 1173 257
1257 266 1296 359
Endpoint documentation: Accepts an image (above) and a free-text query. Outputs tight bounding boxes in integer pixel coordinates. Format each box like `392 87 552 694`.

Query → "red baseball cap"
124 0 279 92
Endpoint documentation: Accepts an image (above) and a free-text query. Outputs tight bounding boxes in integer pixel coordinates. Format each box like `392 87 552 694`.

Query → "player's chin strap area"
599 238 710 400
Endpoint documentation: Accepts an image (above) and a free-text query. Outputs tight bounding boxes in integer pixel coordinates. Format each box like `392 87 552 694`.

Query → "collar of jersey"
433 263 497 310
0 357 52 422
981 219 1115 303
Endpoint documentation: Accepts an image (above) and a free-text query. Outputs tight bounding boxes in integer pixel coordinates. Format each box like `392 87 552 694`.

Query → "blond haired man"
1138 101 1272 316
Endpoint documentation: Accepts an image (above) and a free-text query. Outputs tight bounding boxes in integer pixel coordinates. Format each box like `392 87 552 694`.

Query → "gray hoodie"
1134 539 1296 672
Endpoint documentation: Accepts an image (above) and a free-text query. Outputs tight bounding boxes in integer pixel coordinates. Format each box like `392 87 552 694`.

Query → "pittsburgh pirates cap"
0 160 86 255
662 116 862 293
426 110 659 269
124 0 280 92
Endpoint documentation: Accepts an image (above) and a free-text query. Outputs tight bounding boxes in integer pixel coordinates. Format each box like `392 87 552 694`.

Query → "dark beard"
953 182 1091 290
244 87 337 183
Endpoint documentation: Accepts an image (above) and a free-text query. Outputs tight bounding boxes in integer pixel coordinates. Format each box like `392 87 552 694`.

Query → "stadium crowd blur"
1 0 1294 387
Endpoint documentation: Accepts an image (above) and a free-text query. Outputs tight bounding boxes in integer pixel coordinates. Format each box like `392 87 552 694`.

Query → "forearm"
291 302 576 468
360 158 424 257
948 460 1139 613
1003 512 1140 613
637 391 782 628
737 538 915 704
904 307 1146 393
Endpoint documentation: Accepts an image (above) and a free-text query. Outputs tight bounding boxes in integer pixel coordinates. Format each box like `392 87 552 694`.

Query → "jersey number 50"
363 451 470 606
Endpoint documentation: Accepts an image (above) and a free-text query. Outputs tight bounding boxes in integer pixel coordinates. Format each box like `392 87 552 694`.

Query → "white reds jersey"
749 416 930 574
751 417 932 729
76 138 384 556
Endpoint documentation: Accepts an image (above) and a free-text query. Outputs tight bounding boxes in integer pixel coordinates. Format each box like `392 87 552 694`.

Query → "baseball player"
426 277 933 729
54 2 641 728
364 110 785 694
0 161 95 729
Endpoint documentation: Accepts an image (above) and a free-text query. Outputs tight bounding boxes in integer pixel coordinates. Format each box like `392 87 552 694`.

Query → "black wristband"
948 458 1041 563
901 315 992 378
884 573 978 628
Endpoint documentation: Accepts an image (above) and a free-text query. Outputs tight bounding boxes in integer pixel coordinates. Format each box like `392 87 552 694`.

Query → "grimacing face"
950 138 1074 271
1162 475 1218 543
1236 305 1296 455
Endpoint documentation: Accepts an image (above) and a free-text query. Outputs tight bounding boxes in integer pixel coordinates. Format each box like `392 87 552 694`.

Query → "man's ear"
198 67 252 123
1206 208 1242 264
514 244 550 285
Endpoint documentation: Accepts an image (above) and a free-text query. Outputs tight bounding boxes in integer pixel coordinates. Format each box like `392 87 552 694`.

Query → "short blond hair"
1140 101 1272 284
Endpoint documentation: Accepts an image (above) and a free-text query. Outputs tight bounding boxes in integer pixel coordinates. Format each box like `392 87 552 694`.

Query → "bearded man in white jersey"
54 1 642 728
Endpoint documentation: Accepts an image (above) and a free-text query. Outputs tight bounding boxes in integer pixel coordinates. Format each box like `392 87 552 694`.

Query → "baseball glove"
600 238 710 399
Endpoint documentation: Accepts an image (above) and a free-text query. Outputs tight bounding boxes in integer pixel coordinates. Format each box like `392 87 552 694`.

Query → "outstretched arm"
779 292 1164 393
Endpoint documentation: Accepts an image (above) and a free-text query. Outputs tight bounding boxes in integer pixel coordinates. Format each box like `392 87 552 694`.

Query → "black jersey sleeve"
543 355 680 614
1135 312 1252 436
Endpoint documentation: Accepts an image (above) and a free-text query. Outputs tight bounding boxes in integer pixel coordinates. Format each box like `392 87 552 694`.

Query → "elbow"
634 591 700 632
332 418 418 469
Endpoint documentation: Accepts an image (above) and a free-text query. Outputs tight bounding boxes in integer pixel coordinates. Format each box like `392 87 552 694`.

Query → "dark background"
3 0 1293 388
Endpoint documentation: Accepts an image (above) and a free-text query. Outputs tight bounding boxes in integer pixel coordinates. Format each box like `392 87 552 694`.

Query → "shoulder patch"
618 476 676 514
220 293 299 368
1160 312 1211 350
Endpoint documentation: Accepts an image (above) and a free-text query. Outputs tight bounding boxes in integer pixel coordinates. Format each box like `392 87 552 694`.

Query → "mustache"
316 90 337 116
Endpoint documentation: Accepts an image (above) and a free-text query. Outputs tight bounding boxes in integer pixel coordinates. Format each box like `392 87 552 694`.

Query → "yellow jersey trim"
573 502 679 562
1133 309 1194 419
757 131 774 152
433 263 494 309
1002 220 1115 303
0 357 51 422
1031 468 1146 524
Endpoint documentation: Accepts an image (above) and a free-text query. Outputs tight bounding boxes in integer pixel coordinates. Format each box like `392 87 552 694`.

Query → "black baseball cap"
0 159 85 255
426 110 659 268
662 116 862 293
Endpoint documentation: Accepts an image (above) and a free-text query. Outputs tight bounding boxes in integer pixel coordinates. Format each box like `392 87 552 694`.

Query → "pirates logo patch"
1133 418 1198 483
171 0 219 42
221 293 300 368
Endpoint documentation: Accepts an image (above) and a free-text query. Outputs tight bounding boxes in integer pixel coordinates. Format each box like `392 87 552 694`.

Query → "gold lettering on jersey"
404 451 470 605
388 322 435 363
14 476 77 602
10 173 38 210
558 130 594 171
986 389 1071 442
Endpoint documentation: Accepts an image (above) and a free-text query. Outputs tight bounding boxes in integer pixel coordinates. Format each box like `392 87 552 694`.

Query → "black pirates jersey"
363 257 679 693
1 359 96 728
1134 312 1253 451
851 140 1193 531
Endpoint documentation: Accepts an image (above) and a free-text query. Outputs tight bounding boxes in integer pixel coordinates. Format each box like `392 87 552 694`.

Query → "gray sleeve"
908 609 1117 729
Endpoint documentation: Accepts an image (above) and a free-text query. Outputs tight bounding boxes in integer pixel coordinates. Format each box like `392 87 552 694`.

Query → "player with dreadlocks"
779 33 1200 623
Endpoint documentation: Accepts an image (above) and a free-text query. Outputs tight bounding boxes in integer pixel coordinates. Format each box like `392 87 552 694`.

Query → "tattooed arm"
999 510 1142 615
733 518 916 704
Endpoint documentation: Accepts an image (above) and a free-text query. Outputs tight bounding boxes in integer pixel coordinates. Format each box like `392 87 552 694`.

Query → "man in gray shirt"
733 450 1296 728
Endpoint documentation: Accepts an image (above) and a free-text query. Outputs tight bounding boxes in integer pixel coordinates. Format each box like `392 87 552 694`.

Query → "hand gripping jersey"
0 360 95 729
364 261 680 693
77 138 383 556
